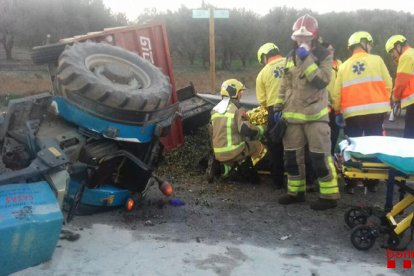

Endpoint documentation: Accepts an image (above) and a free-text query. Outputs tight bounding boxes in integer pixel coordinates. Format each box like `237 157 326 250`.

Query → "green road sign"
192 9 210 18
192 9 229 19
214 10 229 19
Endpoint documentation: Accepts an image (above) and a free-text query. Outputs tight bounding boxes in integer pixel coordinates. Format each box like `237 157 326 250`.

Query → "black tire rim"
351 226 376 250
85 54 151 90
345 208 368 228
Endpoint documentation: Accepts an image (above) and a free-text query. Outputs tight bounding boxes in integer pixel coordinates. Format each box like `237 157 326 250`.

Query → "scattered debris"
169 198 186 206
280 234 292 241
144 220 155 226
60 230 80 241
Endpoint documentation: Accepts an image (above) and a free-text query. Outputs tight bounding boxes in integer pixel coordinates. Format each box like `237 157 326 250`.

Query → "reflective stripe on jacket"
393 47 414 108
276 45 332 123
332 50 392 119
256 56 286 107
210 102 264 162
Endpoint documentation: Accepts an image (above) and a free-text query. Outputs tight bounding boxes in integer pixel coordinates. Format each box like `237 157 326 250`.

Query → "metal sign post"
192 9 229 94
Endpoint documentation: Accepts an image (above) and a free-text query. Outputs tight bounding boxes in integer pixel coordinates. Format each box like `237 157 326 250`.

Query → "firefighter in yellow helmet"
332 31 392 193
274 14 340 210
209 79 266 183
385 35 414 138
256 42 286 189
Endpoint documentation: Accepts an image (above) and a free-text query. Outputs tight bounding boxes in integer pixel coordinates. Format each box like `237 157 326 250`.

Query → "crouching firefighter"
208 79 267 184
275 14 340 210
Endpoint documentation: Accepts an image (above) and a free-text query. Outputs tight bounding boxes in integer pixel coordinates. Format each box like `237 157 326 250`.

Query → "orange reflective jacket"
393 47 414 108
332 50 392 119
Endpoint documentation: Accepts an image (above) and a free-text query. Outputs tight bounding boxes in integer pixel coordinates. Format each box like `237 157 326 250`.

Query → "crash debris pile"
157 126 211 179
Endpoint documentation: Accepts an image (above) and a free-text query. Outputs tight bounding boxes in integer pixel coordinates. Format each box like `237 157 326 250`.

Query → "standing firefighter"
385 35 414 138
209 79 266 183
333 31 392 193
275 14 340 210
256 43 286 189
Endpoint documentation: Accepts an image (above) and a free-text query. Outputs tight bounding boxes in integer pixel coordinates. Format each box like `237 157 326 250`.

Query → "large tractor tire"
55 42 171 124
31 43 67 65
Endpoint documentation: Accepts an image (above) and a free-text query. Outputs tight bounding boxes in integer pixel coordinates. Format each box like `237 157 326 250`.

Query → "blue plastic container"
0 182 63 276
67 179 133 207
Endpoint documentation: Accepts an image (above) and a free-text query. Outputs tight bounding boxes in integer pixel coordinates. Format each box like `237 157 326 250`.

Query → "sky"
103 0 414 20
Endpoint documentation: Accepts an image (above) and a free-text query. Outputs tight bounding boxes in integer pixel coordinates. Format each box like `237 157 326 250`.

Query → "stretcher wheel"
344 207 370 228
387 234 401 250
350 225 377 251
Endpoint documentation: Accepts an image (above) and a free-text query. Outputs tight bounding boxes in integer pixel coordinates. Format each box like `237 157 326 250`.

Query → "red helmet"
291 14 319 40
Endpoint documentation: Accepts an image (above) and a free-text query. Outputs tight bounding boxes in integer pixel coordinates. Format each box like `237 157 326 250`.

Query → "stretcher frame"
337 154 414 250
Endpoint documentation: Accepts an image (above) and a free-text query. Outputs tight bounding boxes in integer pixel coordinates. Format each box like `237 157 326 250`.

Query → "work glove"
335 114 345 128
273 103 283 113
296 43 310 60
273 111 282 124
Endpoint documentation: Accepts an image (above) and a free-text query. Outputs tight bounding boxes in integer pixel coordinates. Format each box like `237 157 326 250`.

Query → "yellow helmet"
348 31 373 49
257 43 279 64
385 35 407 53
220 79 246 99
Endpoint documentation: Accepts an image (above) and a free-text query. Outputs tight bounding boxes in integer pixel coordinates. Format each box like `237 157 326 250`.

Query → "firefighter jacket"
393 47 414 108
210 101 264 162
256 55 286 107
326 59 342 105
332 50 392 119
276 45 332 123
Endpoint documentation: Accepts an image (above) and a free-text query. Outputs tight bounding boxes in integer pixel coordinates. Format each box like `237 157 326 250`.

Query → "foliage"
0 0 127 59
139 7 414 72
1 0 414 72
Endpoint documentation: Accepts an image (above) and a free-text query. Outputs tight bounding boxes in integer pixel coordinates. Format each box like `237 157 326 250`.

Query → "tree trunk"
3 34 14 60
240 56 247 67
221 49 231 70
202 58 208 69
187 52 195 65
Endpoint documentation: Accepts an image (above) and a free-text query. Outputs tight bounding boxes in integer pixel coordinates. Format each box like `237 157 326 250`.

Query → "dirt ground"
13 126 413 276
3 48 412 275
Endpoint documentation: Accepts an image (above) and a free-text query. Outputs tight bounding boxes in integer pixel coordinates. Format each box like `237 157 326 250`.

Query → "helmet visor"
292 35 313 44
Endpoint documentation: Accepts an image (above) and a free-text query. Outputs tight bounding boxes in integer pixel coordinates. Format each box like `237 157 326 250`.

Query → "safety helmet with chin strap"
291 14 319 41
385 34 407 53
257 43 279 64
348 31 373 50
220 79 246 99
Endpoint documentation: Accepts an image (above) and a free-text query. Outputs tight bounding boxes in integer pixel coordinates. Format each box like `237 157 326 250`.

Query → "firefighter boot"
239 158 260 185
310 198 337 210
278 192 305 205
206 156 221 183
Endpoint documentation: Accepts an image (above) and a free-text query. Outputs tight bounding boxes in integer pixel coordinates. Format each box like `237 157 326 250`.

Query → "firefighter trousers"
282 122 340 200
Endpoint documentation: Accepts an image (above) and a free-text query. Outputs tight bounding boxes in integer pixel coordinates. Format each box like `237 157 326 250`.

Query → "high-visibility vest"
256 56 286 107
276 46 332 123
394 47 414 108
333 51 392 119
210 102 264 162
